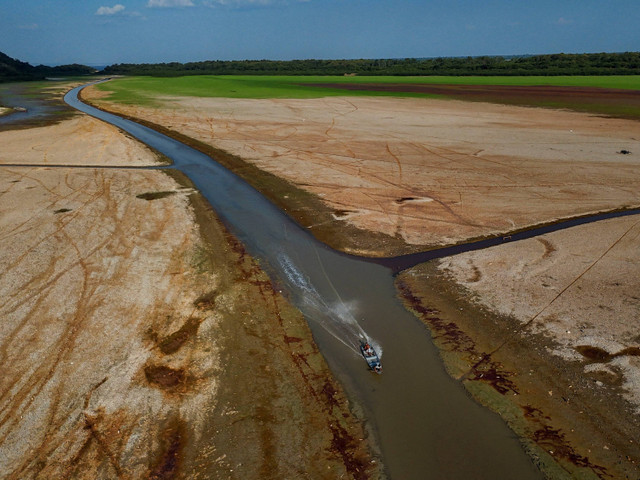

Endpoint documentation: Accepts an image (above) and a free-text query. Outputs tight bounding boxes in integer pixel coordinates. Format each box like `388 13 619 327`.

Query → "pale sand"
438 215 640 409
0 165 220 477
0 115 159 166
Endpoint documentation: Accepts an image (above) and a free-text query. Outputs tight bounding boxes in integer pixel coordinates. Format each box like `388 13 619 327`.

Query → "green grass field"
94 75 640 119
96 75 640 103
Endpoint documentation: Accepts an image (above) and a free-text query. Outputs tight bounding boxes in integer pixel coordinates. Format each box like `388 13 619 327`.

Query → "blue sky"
1 0 639 66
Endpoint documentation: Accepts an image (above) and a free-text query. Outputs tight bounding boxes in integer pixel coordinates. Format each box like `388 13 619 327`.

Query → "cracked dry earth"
84 88 640 254
0 112 375 478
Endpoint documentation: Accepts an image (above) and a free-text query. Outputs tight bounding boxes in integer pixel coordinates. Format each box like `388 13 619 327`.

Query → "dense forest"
0 51 96 82
102 52 640 77
2 51 639 83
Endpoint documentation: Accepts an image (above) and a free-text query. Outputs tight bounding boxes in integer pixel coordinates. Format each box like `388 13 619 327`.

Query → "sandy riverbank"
397 214 640 478
0 115 163 166
84 83 640 478
0 98 377 477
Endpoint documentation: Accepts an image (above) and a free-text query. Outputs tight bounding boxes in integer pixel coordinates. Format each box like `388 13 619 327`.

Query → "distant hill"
0 51 96 83
0 51 38 81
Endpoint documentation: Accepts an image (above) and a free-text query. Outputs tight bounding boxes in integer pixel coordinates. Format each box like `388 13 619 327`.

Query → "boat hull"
360 341 382 373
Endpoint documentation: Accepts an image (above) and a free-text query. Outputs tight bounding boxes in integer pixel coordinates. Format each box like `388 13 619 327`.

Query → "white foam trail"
276 253 379 357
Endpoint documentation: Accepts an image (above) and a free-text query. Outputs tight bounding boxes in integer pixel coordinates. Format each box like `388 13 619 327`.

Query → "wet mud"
0 81 79 129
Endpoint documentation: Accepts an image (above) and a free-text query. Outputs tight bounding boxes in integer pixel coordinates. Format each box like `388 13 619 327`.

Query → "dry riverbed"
85 84 640 479
0 93 376 478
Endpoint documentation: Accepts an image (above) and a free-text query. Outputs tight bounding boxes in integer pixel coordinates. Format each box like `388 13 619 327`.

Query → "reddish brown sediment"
303 83 640 119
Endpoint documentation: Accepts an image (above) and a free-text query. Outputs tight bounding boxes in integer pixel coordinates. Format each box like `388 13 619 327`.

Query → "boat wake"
276 252 381 357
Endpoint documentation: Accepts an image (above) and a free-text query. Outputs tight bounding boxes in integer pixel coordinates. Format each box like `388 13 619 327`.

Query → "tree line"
102 52 640 77
0 51 96 83
2 51 639 83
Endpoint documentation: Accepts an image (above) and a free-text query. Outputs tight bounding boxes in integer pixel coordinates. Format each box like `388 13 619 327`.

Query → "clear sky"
1 0 639 66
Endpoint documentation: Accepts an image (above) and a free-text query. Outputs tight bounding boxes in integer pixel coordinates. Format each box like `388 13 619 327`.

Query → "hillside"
0 51 95 82
0 51 38 81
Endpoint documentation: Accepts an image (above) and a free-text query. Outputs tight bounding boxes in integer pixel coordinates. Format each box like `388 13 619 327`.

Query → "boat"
360 340 382 374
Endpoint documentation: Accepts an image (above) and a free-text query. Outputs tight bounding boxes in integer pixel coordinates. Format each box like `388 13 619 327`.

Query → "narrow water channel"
63 85 543 479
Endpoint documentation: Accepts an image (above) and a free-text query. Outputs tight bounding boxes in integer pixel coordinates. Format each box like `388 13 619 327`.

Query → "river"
62 84 546 479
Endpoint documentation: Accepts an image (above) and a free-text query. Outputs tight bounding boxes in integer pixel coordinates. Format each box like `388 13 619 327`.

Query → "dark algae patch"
575 345 640 363
144 364 188 390
193 290 217 310
158 317 203 355
136 190 176 200
149 418 186 480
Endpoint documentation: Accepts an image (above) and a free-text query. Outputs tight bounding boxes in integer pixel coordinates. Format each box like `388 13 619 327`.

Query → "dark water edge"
374 207 640 273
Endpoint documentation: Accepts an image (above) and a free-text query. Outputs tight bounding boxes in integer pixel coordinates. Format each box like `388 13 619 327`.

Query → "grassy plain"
96 74 640 120
96 74 640 100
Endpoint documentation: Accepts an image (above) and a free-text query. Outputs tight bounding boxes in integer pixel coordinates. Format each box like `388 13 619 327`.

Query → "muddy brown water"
62 84 549 479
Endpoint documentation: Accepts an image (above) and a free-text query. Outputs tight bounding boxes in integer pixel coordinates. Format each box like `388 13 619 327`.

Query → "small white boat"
360 340 382 374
